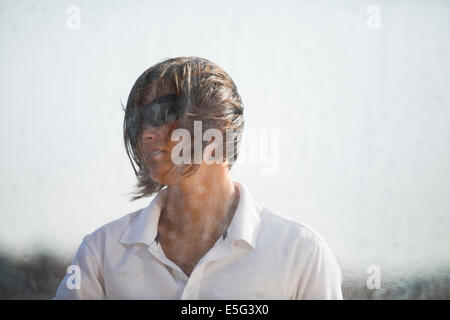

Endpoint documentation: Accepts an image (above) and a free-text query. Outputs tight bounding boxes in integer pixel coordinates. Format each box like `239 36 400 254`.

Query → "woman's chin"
149 163 175 184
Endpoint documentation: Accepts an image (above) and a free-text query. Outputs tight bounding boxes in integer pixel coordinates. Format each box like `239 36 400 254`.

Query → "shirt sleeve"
52 235 106 300
296 239 343 300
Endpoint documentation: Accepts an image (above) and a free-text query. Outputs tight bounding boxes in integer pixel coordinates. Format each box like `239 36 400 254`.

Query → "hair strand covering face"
122 56 245 201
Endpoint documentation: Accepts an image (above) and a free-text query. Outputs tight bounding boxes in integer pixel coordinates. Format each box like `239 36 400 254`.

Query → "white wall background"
1 0 449 275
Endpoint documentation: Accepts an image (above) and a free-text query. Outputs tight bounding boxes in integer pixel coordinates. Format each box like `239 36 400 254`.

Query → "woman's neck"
159 164 240 239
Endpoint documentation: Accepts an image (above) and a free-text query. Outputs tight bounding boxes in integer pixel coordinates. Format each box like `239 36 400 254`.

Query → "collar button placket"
181 265 204 299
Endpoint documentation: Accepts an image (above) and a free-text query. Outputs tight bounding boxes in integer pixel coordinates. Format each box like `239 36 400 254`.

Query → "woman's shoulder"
258 207 326 248
80 208 144 249
257 208 341 281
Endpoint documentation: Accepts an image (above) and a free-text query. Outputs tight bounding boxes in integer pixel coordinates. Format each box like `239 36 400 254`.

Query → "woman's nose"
141 125 159 141
141 121 176 143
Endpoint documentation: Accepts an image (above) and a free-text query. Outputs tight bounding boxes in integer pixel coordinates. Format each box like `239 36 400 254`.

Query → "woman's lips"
148 150 165 160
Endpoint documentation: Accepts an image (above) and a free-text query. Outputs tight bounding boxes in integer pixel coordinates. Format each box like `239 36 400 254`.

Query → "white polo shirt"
54 181 343 299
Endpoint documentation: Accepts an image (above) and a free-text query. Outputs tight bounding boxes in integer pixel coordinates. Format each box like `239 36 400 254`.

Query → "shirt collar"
225 182 262 249
119 188 167 246
119 181 262 249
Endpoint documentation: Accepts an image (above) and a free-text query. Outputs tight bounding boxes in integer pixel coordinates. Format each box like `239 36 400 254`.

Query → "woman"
54 56 343 299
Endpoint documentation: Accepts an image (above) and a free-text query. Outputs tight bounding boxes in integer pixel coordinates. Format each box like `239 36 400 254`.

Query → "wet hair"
123 56 245 201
